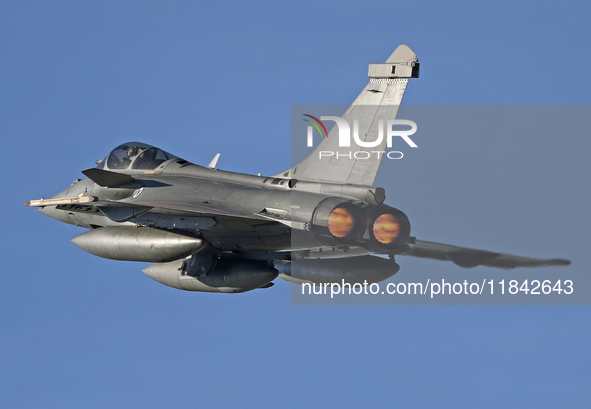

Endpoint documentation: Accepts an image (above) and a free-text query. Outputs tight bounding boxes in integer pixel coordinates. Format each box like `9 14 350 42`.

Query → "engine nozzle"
311 199 410 250
368 206 411 250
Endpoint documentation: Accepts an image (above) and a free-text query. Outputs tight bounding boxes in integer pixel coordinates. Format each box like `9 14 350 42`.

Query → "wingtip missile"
24 196 96 207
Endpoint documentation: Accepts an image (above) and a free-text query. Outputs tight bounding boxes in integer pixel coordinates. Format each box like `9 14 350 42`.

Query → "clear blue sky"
1 1 590 407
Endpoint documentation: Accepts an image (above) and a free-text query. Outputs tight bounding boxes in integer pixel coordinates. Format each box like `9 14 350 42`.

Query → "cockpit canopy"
101 142 179 171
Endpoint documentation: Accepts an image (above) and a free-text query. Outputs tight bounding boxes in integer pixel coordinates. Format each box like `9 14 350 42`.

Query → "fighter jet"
25 45 570 293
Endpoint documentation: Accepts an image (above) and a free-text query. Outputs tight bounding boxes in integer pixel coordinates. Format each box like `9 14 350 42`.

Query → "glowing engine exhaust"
312 199 367 245
368 206 411 250
312 199 411 251
328 207 355 238
373 213 400 244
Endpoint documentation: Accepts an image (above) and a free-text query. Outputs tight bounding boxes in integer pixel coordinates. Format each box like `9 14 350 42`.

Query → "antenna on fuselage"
207 153 221 169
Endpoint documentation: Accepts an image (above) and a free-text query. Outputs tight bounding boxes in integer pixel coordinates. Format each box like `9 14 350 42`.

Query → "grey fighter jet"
25 45 570 293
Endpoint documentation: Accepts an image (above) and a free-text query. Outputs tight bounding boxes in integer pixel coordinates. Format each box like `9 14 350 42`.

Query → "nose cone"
69 232 90 251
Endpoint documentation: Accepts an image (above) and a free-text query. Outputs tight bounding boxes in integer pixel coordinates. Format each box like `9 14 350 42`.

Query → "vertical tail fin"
280 45 419 186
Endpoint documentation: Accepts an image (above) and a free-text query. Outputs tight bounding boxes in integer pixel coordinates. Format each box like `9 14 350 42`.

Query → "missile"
24 195 96 207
